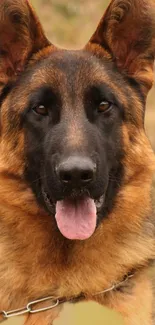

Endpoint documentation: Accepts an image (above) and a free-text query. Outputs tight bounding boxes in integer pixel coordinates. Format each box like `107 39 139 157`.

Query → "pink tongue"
55 198 97 240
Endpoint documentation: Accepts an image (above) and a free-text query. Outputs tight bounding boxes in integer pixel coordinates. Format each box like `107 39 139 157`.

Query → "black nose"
57 156 96 187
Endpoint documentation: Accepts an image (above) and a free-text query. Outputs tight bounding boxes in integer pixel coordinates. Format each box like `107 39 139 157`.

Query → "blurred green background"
7 0 155 324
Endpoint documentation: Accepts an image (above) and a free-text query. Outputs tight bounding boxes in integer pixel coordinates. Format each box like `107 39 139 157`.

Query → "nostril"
59 171 72 183
81 170 94 182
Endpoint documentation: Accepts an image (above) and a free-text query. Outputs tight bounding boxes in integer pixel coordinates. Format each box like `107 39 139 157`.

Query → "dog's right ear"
0 0 50 93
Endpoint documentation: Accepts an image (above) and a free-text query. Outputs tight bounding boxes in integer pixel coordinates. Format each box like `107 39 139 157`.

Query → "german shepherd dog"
0 0 155 324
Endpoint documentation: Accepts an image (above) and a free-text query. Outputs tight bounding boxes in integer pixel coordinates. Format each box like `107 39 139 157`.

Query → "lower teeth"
42 187 104 210
95 195 104 209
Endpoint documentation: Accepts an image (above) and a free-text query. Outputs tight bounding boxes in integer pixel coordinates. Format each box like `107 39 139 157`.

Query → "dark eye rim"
98 101 113 113
32 104 49 116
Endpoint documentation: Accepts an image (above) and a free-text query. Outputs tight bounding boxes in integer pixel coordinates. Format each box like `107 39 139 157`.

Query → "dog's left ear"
86 0 155 95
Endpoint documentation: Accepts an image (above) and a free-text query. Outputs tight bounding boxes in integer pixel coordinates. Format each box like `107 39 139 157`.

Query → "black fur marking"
97 163 124 225
0 82 14 107
0 82 15 135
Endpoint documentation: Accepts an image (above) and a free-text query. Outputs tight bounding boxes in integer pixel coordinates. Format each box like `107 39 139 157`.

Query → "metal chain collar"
0 273 134 323
0 296 59 322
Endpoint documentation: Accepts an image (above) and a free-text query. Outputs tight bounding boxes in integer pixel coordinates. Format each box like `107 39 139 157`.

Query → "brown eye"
33 105 48 116
98 101 112 113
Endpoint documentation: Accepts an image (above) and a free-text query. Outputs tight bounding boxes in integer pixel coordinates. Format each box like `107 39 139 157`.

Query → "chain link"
0 297 59 321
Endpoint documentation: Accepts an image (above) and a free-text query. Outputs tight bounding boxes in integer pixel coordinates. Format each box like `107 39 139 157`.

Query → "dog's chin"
41 187 105 240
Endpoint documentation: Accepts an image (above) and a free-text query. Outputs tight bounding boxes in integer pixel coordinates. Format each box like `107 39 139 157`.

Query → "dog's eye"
32 105 48 116
98 101 112 113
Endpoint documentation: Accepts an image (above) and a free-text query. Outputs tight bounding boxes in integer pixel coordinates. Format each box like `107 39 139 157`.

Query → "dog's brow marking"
91 68 128 108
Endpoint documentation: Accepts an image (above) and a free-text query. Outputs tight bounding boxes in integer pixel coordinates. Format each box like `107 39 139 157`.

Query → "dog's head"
0 0 155 240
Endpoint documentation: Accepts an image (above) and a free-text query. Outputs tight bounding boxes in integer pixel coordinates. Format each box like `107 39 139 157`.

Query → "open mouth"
42 188 105 240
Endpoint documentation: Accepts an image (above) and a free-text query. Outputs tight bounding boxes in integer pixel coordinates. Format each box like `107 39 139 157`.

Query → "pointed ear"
86 0 155 95
0 0 50 92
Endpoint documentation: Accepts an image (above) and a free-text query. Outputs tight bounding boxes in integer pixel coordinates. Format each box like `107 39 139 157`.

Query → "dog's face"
18 52 125 240
0 0 155 240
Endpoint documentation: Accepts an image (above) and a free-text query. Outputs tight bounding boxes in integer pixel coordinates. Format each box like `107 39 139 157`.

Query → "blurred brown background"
7 0 154 324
